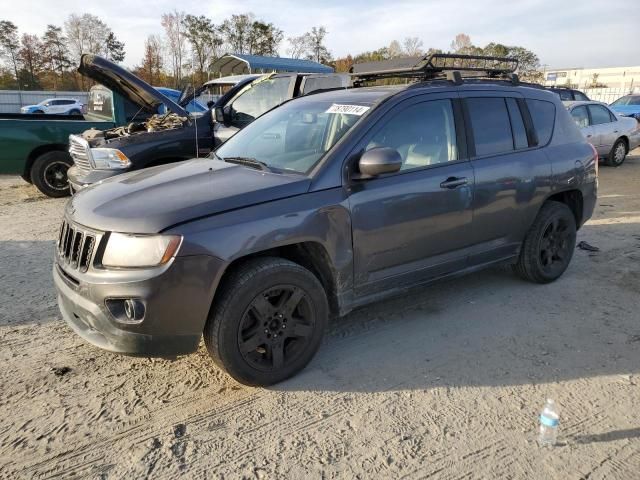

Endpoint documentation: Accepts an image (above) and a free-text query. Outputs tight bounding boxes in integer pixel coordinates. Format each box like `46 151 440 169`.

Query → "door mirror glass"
214 106 227 124
358 147 402 178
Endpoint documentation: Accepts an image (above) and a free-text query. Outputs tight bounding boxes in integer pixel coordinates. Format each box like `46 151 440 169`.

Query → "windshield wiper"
222 156 272 172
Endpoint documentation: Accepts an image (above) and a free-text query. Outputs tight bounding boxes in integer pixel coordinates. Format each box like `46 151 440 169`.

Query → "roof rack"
351 53 520 86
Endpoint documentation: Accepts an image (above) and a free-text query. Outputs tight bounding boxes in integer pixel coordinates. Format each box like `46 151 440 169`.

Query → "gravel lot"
1 152 639 479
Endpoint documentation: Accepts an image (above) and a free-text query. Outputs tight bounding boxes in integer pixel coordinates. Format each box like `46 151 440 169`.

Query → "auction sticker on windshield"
325 104 370 116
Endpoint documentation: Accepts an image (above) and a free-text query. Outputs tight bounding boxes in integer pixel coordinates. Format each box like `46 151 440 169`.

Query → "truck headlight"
92 148 131 170
102 233 182 268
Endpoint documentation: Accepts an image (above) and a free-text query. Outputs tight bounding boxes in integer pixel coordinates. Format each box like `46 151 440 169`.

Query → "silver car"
565 101 640 166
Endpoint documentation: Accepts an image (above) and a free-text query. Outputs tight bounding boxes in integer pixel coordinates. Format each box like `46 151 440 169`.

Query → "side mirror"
357 147 402 178
214 106 226 124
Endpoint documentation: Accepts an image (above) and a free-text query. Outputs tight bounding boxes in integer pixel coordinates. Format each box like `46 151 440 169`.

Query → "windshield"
611 95 640 106
214 99 370 174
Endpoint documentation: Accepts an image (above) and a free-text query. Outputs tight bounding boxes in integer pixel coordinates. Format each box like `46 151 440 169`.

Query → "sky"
1 0 637 70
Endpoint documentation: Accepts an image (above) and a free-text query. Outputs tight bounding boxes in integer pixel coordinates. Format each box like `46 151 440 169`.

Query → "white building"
544 66 640 90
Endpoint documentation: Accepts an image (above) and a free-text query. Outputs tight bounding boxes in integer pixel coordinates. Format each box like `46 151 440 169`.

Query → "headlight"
102 233 182 268
91 148 131 170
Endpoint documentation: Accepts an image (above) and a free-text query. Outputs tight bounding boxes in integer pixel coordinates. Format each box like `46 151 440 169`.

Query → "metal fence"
0 90 89 113
582 87 640 104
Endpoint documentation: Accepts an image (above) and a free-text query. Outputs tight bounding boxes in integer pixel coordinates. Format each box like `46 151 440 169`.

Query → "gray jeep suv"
53 55 597 386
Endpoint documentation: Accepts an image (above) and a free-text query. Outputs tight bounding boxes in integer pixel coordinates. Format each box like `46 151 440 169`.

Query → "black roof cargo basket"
351 53 520 85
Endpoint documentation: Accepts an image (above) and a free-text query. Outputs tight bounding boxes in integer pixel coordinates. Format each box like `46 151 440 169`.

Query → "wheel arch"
617 135 629 152
210 241 342 319
544 189 584 228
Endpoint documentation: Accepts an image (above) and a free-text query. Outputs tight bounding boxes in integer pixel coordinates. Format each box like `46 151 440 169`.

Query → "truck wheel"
604 138 627 167
30 151 73 198
513 201 576 284
204 257 328 386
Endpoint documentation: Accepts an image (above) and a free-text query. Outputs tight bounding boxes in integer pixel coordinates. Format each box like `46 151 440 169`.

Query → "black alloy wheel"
238 285 315 372
514 201 577 283
204 257 328 386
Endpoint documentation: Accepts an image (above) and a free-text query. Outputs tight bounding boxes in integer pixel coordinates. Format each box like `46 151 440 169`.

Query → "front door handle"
440 176 468 189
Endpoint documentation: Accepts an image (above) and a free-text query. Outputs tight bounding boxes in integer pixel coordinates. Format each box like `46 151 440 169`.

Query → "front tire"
204 257 328 386
605 138 627 167
514 201 577 284
30 151 73 198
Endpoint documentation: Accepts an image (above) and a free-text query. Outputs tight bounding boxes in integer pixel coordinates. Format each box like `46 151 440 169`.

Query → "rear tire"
513 201 577 284
204 257 328 386
30 151 72 198
605 138 627 167
69 109 82 116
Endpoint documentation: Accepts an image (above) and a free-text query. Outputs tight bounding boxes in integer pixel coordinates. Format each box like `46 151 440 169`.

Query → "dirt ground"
0 151 639 480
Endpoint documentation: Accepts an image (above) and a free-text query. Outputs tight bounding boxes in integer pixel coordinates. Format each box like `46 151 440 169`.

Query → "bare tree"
388 40 403 58
306 26 331 64
287 34 309 59
161 10 188 87
403 37 423 57
450 33 472 53
64 14 111 60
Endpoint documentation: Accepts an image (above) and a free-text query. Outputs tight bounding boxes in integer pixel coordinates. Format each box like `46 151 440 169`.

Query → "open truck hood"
78 54 188 117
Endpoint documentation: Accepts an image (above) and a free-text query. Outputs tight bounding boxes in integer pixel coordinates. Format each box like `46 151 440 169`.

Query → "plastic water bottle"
538 399 560 446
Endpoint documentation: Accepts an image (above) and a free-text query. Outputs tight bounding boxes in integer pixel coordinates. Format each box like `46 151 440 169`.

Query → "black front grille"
58 220 96 272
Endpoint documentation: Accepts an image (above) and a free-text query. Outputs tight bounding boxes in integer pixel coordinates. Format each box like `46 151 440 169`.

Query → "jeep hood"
78 54 187 117
67 159 311 233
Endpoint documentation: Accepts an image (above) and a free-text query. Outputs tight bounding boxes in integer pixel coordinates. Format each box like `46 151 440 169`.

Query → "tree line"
1 13 544 92
0 16 124 91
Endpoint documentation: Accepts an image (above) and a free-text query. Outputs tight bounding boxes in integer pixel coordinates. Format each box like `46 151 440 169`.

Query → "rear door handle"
440 177 468 189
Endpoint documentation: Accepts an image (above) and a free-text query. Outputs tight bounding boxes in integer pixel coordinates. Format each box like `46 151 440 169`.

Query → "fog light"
124 299 145 322
106 298 146 324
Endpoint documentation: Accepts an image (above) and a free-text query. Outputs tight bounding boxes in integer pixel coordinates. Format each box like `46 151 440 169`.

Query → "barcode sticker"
325 104 370 116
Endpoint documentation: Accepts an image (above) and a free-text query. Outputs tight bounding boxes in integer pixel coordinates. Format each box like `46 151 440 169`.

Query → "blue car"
154 87 207 114
610 94 640 120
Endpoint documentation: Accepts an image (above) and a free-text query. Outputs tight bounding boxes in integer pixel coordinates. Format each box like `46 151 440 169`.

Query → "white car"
565 101 640 166
20 98 85 115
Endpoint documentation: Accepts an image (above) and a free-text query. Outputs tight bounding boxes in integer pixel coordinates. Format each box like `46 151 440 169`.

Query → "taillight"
590 143 598 176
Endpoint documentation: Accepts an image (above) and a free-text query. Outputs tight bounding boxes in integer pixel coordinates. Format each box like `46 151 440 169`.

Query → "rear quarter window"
526 99 556 146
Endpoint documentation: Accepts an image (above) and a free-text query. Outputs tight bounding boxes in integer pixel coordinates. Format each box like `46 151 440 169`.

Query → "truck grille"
68 135 93 174
57 220 97 273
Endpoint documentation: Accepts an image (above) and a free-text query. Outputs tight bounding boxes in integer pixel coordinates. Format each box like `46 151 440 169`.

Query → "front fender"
169 187 354 305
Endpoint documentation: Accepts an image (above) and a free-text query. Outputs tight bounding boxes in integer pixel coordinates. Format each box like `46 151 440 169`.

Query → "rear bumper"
53 254 225 357
67 166 124 193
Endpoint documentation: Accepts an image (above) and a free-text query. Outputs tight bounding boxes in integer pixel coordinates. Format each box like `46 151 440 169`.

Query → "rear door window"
466 97 514 156
526 99 556 146
588 104 613 125
570 106 590 128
